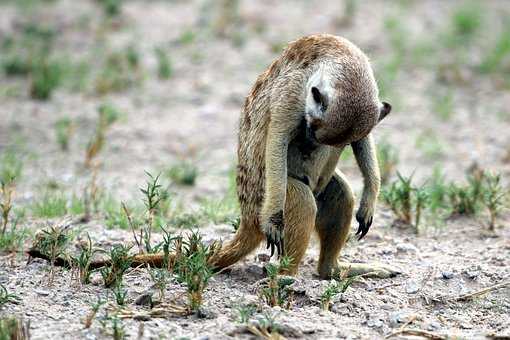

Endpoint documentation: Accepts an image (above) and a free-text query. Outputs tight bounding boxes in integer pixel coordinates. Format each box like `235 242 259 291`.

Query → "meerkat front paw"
262 210 285 258
355 203 374 240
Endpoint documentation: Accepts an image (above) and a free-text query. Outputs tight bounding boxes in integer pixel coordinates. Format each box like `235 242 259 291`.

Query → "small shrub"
99 0 123 17
54 117 73 151
154 47 172 79
72 234 97 284
149 267 169 300
84 297 106 329
0 316 30 340
451 3 482 43
481 172 507 231
35 224 71 284
382 173 429 231
30 59 62 100
30 192 68 218
94 48 141 95
260 256 294 308
320 276 354 311
112 284 127 306
233 302 257 323
447 171 485 216
100 244 133 288
174 231 219 313
84 104 120 167
0 284 19 307
166 161 198 186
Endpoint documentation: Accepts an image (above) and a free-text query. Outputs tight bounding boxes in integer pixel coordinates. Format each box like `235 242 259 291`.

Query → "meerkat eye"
311 87 327 110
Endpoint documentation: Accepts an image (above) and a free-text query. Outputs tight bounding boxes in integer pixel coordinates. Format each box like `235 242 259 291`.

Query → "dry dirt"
1 0 509 339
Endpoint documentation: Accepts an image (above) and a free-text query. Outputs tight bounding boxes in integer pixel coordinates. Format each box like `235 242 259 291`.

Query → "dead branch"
385 328 448 340
452 281 510 301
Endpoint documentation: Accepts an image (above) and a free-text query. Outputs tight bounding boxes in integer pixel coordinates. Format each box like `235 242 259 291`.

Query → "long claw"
270 243 275 257
280 238 285 257
266 236 270 249
358 228 369 240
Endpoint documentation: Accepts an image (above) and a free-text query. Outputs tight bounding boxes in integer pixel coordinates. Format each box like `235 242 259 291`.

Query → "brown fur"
210 34 390 277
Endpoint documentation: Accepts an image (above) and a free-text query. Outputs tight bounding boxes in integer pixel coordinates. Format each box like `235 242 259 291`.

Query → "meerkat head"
305 59 391 147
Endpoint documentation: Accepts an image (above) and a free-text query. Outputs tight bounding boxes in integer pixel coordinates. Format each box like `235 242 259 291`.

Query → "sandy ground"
0 0 509 339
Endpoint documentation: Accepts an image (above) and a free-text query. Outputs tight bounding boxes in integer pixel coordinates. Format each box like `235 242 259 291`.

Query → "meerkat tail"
209 219 265 270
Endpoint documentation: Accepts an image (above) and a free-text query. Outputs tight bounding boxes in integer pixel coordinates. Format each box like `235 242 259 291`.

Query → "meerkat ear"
311 86 328 110
378 102 391 122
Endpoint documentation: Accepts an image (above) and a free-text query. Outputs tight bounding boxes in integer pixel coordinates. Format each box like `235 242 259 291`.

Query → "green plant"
0 179 14 236
247 312 282 339
72 234 97 284
382 173 429 231
0 284 19 307
112 284 127 306
85 104 120 167
30 192 68 218
149 267 169 300
377 139 399 185
260 256 294 308
154 47 172 79
0 149 22 185
233 302 257 323
99 0 123 17
174 231 219 312
171 211 201 228
479 23 510 74
0 220 28 254
160 225 178 270
451 3 482 44
448 172 484 216
166 161 198 186
320 276 354 311
0 316 29 340
84 297 106 329
481 172 507 231
100 244 133 288
94 49 141 95
36 224 71 284
30 59 62 100
100 312 126 340
54 117 73 151
139 172 165 253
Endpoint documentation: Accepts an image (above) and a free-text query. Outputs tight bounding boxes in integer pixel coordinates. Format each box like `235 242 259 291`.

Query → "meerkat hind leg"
280 177 317 275
315 173 400 279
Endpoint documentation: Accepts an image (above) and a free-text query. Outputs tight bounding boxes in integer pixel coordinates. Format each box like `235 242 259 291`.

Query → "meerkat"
208 34 397 279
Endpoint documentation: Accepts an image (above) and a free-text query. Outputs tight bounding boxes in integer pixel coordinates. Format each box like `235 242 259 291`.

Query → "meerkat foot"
334 261 401 279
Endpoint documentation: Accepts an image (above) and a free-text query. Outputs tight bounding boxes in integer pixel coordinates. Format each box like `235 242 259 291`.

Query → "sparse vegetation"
35 224 71 284
320 275 354 311
0 316 30 340
72 234 97 284
154 47 172 79
260 256 294 308
166 161 198 186
54 117 73 151
174 231 219 313
0 284 19 307
100 244 133 288
85 104 121 167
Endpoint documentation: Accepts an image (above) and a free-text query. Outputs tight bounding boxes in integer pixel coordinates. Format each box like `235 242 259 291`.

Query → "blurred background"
1 1 509 338
0 0 509 226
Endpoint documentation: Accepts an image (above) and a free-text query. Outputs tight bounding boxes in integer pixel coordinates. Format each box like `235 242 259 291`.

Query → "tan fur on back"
237 34 371 228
